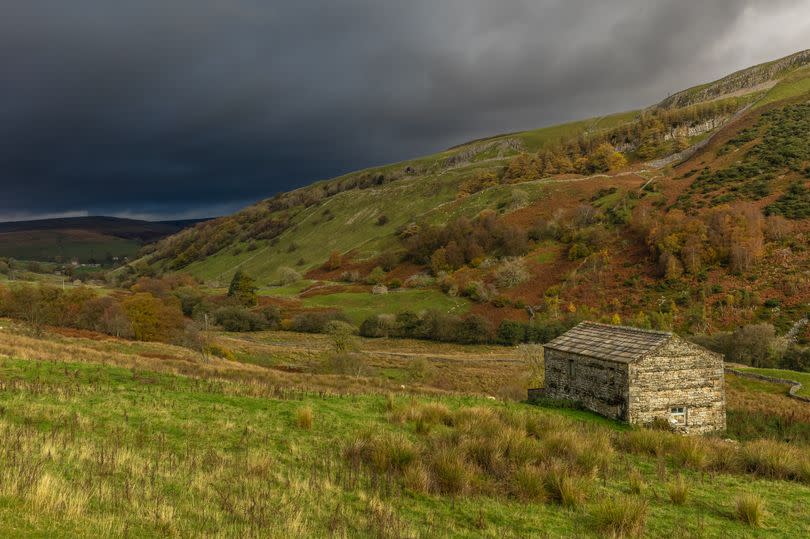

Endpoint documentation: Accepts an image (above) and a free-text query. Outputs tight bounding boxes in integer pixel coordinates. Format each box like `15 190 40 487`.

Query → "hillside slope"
0 216 207 263
138 50 810 335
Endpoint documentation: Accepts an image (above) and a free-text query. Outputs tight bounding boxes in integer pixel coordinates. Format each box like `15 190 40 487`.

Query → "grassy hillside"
658 49 810 108
0 216 206 263
133 50 810 337
0 323 808 537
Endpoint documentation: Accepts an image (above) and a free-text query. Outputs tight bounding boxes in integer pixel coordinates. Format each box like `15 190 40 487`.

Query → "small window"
670 406 687 426
567 360 574 378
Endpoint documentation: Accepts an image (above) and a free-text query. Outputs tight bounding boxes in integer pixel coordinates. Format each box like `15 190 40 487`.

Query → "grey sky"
1 0 808 221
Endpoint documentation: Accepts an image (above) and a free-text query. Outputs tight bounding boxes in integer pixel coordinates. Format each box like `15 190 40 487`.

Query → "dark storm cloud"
1 0 808 220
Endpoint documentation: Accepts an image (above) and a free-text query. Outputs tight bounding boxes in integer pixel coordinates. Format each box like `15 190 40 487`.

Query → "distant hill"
140 49 810 335
0 216 209 263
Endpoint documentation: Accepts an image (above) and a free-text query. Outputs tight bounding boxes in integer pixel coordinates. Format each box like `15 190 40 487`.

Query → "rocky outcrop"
658 49 810 109
443 138 523 168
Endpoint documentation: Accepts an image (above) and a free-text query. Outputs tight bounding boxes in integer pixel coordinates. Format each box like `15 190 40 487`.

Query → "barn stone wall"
627 337 726 434
543 349 629 421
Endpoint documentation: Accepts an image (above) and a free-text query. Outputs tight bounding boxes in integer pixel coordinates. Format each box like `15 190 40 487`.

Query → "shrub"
406 357 434 382
591 496 648 538
257 305 281 329
394 311 421 337
667 475 688 505
277 266 302 285
292 311 347 333
296 406 313 430
377 251 400 272
214 306 267 332
321 353 370 376
462 280 492 303
735 493 765 527
360 315 385 338
455 315 494 344
404 273 434 288
339 270 361 282
493 258 529 289
780 346 810 372
568 242 591 261
365 266 386 285
325 251 342 270
497 320 526 345
371 284 388 295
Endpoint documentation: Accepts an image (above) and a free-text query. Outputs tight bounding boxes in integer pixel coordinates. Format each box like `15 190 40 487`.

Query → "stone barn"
541 322 725 434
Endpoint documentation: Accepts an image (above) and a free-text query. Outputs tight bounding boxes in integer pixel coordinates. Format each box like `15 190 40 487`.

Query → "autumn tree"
590 143 627 173
228 270 258 306
122 293 184 342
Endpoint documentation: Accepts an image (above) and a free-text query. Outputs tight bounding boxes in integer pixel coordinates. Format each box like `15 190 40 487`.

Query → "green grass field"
300 288 470 324
0 317 807 537
739 367 810 398
0 354 808 537
258 280 316 297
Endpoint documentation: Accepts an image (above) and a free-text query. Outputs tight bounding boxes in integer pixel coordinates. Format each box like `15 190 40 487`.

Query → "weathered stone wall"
543 349 629 420
628 337 725 434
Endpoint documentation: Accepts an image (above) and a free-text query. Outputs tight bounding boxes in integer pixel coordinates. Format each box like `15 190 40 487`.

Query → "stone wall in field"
726 368 810 404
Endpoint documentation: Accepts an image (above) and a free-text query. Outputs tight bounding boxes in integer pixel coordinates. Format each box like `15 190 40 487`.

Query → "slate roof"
543 321 672 363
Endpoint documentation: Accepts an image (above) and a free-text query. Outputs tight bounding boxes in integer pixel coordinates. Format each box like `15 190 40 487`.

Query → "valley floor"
0 323 808 537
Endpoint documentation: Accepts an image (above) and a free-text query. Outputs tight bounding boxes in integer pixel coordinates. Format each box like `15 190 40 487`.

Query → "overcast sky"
1 0 809 221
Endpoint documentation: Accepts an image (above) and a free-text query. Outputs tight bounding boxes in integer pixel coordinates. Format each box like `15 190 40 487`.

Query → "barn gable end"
628 336 726 433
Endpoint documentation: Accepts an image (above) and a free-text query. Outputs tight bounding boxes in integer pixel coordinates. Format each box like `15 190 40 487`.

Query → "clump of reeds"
296 406 313 430
735 493 765 527
667 475 688 505
591 495 648 538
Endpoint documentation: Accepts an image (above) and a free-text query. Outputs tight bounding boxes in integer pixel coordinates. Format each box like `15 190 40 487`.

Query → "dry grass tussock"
667 475 689 505
296 406 314 429
616 426 810 482
591 495 648 538
351 399 810 511
348 400 614 505
735 493 766 527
